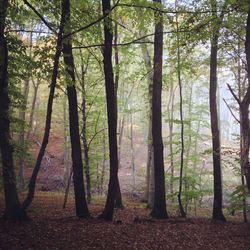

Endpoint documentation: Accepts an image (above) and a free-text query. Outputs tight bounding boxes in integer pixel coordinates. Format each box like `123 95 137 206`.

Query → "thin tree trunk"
27 79 39 139
113 6 123 209
100 121 107 195
99 0 119 220
18 31 33 189
0 0 27 220
140 34 154 206
130 113 135 191
63 97 71 186
80 58 91 204
62 0 89 218
209 0 226 221
150 0 168 218
21 0 66 212
118 116 125 168
175 1 186 218
183 85 193 214
63 168 73 209
167 82 176 202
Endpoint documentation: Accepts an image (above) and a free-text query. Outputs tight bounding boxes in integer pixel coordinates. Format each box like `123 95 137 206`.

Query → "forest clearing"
1 0 250 249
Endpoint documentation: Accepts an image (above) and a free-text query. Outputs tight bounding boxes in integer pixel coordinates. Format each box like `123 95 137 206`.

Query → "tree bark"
150 0 168 218
99 0 119 220
209 0 226 221
242 0 250 193
80 59 91 204
113 12 123 209
0 0 27 220
62 0 90 218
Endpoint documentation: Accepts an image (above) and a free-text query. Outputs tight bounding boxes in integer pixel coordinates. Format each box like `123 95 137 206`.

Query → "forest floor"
0 193 250 250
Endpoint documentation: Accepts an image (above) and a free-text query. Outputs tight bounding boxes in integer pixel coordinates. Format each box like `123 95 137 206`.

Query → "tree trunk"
175 3 186 218
99 0 119 220
209 0 226 221
21 0 66 212
130 113 135 191
242 0 250 193
0 0 27 220
27 79 39 139
100 120 107 195
80 60 91 204
62 0 90 218
63 97 71 186
236 40 248 223
167 81 175 202
18 31 33 189
113 8 123 209
140 35 154 206
150 0 168 218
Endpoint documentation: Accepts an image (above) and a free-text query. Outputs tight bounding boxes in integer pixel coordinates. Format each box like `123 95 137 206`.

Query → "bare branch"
8 29 53 35
227 83 241 105
223 98 240 124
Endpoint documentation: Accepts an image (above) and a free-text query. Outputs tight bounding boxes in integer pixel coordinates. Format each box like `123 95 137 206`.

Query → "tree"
175 0 186 218
21 0 66 212
209 0 226 221
99 0 119 221
62 0 90 218
0 0 27 220
113 6 123 209
150 0 168 218
140 33 154 208
242 0 250 193
228 0 250 194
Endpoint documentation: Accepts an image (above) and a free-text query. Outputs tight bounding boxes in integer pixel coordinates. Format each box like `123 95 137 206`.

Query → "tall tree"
113 7 123 208
0 0 26 220
80 53 91 204
62 0 90 218
209 0 226 221
99 0 119 221
140 35 154 208
242 0 250 193
150 0 168 218
18 30 33 189
21 0 66 211
175 0 186 218
228 0 250 194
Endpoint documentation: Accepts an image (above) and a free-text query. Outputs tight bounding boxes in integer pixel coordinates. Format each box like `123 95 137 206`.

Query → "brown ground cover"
0 193 250 250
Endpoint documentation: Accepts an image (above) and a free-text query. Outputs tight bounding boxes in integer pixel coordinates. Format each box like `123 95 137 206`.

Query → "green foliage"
228 185 250 214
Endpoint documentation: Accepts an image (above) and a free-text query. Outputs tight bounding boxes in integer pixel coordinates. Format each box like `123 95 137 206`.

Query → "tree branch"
63 0 120 39
223 98 240 124
23 0 57 34
227 83 241 105
118 3 242 14
8 29 53 35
